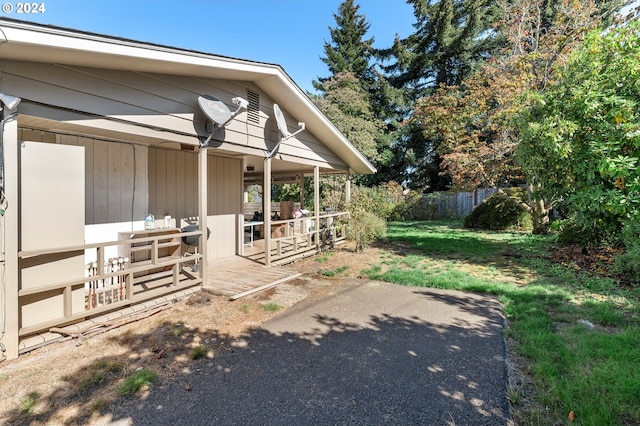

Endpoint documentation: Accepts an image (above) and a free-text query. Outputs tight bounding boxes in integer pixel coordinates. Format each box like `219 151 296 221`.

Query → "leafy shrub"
463 188 532 230
353 182 401 220
612 246 640 285
554 217 601 246
346 209 386 254
612 217 640 284
619 217 640 249
345 185 389 253
390 189 435 221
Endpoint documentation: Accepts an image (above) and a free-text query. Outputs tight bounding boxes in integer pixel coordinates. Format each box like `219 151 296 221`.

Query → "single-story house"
0 18 375 360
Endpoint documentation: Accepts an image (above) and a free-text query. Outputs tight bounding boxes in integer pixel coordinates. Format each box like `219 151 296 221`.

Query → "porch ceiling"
18 115 341 179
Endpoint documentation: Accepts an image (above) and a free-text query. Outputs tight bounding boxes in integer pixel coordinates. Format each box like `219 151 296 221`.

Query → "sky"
1 0 416 93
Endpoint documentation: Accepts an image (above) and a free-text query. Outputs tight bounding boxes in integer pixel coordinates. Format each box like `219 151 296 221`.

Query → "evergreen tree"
375 0 501 190
314 0 375 91
383 0 500 94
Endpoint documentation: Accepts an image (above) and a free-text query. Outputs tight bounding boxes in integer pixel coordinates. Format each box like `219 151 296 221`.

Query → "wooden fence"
243 188 497 221
420 188 497 219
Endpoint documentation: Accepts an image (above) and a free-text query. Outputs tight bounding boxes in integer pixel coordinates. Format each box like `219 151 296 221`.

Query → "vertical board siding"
148 148 241 260
107 142 123 222
92 141 109 224
19 131 147 225
82 137 95 225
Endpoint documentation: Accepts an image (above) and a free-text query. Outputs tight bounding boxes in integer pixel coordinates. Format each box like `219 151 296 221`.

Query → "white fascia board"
0 22 277 79
256 76 376 175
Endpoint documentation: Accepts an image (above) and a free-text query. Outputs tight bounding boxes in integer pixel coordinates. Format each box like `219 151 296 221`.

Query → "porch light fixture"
0 93 21 111
268 103 304 158
197 95 248 148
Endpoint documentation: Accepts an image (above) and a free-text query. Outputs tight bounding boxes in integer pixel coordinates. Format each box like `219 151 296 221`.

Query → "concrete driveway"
109 280 511 425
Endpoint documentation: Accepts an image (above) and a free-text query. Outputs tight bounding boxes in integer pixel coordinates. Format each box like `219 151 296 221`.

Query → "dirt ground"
0 243 388 425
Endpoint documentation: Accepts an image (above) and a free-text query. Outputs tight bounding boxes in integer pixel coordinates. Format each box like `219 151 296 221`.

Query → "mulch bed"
548 244 636 289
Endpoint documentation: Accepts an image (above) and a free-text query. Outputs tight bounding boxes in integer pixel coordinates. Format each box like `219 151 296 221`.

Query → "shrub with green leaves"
463 188 532 230
346 209 386 253
346 185 389 253
612 217 640 284
518 23 640 243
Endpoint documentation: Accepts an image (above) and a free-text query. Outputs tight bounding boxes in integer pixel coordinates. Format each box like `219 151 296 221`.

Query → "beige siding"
148 147 198 221
17 131 149 225
5 60 348 170
148 148 242 260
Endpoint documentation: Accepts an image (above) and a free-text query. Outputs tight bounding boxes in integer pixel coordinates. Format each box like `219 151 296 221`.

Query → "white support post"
345 170 351 205
198 147 208 285
298 173 305 209
264 157 272 266
1 115 19 360
314 166 320 250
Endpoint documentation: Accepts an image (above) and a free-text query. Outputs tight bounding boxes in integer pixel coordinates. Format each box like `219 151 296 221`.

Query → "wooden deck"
204 255 301 299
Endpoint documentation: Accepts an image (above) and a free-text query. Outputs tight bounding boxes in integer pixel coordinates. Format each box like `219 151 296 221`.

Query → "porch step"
205 256 301 299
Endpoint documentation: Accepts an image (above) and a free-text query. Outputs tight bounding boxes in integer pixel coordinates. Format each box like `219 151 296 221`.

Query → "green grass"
240 303 250 314
190 345 208 360
319 265 349 277
19 391 39 415
92 398 108 412
75 360 123 393
362 220 640 425
117 369 158 397
314 252 333 263
262 302 282 312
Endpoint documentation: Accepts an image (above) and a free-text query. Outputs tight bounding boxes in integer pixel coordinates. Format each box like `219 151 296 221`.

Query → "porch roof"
0 18 376 175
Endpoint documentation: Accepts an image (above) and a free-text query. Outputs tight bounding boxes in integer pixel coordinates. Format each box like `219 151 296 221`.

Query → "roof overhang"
0 18 376 175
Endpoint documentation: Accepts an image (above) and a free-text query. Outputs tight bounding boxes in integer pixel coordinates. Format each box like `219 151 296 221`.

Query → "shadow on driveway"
110 280 511 425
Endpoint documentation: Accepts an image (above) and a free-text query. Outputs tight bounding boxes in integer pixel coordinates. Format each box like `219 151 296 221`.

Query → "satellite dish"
268 103 305 158
198 95 232 127
196 95 249 148
273 103 291 139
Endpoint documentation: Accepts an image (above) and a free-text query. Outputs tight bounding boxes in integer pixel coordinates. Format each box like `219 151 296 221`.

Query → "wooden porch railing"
268 211 348 264
17 229 204 338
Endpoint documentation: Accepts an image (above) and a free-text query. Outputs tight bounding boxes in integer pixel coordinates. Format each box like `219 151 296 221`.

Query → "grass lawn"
361 220 640 425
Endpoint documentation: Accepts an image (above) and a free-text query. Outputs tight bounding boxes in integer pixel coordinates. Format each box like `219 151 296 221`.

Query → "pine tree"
314 0 375 91
376 0 501 190
384 0 500 92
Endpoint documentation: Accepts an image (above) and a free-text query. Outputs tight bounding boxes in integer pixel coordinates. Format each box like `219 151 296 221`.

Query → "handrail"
17 229 204 338
266 211 349 263
18 229 202 258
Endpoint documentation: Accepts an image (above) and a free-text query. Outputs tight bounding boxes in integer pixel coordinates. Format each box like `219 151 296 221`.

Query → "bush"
352 182 402 220
344 185 390 253
552 217 598 246
612 246 640 285
463 188 532 230
390 190 435 221
611 217 640 285
346 209 386 254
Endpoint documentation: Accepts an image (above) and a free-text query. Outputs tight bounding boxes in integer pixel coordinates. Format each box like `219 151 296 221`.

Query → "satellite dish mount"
268 103 305 158
197 95 248 148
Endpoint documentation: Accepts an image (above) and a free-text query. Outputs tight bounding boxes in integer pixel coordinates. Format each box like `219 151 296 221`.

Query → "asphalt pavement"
107 279 511 425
